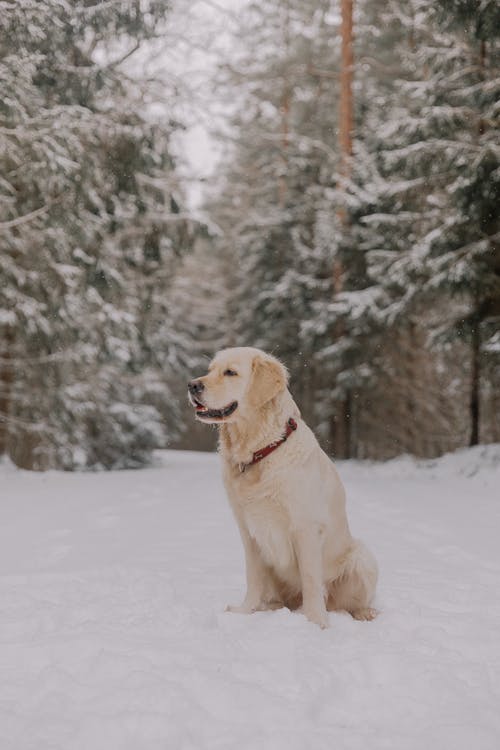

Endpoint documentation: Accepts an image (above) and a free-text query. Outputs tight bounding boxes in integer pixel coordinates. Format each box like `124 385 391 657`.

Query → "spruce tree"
345 0 500 447
0 1 196 469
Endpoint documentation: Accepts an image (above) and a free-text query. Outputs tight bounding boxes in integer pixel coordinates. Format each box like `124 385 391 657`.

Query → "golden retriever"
188 347 378 628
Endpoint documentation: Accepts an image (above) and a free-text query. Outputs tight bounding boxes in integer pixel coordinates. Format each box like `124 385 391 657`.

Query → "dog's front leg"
226 524 268 614
293 526 329 628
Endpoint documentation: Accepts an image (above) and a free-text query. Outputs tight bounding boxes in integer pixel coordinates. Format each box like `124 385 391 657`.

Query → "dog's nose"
188 379 204 395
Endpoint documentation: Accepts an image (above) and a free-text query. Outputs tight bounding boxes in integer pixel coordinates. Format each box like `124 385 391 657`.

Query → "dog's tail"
345 539 378 584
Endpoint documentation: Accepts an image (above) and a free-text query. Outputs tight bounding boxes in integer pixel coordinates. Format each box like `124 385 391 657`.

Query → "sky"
145 0 248 207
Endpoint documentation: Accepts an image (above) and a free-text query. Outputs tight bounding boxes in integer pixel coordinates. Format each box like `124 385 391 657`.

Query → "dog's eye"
224 369 238 377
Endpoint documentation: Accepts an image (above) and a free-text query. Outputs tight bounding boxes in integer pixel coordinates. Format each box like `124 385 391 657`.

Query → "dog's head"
188 347 288 424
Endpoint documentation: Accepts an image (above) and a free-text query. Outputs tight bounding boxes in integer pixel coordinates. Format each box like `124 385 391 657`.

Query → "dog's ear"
249 353 288 407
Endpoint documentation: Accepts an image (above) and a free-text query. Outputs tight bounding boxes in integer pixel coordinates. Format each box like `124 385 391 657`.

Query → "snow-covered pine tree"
0 1 197 469
267 0 405 456
430 0 500 445
310 0 426 457
330 0 499 453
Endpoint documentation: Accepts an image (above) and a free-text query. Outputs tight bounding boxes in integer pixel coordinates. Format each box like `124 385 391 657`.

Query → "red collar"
240 418 298 473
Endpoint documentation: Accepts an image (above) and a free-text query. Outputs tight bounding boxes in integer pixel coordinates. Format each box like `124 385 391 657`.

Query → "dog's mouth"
189 394 238 421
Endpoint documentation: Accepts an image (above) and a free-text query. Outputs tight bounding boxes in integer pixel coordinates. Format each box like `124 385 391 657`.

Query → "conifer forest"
1 0 499 470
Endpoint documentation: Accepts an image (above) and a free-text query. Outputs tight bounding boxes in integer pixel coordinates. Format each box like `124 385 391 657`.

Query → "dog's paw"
304 608 330 629
350 607 378 621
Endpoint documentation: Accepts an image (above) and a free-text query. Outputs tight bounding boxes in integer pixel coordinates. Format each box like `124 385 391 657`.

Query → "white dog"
188 347 378 628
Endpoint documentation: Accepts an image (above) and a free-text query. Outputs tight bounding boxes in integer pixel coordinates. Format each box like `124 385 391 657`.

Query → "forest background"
1 0 499 470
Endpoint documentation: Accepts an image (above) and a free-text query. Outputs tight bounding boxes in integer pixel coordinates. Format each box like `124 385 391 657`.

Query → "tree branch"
0 203 52 231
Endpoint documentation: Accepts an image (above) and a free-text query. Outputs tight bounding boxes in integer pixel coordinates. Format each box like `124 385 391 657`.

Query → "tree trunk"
278 84 290 207
469 320 480 446
278 3 291 208
330 0 354 459
0 329 14 457
468 40 487 447
339 0 354 175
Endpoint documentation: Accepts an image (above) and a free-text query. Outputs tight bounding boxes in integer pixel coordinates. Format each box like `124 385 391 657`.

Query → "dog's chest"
239 487 295 574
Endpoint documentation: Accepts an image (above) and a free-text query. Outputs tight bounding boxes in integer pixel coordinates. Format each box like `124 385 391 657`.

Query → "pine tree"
308 0 499 456
344 0 500 448
0 1 197 469
431 0 500 444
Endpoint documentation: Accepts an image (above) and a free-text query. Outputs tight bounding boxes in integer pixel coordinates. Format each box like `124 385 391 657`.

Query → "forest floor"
1 446 500 750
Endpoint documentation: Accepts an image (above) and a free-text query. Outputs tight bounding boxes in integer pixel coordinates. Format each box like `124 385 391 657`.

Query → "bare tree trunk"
339 0 354 176
278 3 291 208
278 84 290 207
469 319 480 446
468 40 487 447
330 0 354 458
0 329 14 457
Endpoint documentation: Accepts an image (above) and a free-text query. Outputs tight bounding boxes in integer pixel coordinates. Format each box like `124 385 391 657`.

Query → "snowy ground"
1 446 500 750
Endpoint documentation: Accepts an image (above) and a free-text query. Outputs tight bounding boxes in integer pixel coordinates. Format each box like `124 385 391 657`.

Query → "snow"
1 446 500 749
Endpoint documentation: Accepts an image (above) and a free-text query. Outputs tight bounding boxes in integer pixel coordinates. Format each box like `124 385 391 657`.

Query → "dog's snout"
188 379 204 395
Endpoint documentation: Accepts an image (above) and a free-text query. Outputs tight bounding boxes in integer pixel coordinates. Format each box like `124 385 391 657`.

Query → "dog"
188 346 378 628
